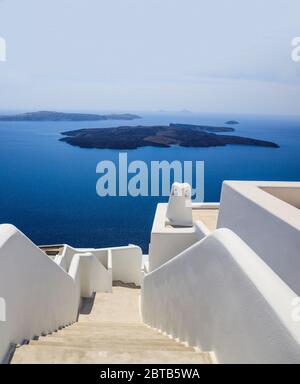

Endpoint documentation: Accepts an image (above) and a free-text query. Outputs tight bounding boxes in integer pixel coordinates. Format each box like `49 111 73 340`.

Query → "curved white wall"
0 225 79 362
218 181 300 296
0 225 113 363
142 229 300 363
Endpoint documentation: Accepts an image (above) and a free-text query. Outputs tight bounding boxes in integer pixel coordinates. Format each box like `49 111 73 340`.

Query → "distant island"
225 120 239 125
60 123 279 149
170 123 234 132
0 111 141 122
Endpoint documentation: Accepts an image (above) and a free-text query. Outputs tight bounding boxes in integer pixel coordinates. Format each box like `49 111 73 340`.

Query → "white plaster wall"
57 244 142 286
110 246 142 286
0 225 113 363
0 225 79 363
57 245 108 272
78 252 112 296
55 245 74 271
142 229 300 363
149 203 206 271
217 181 300 296
92 249 109 268
149 232 198 272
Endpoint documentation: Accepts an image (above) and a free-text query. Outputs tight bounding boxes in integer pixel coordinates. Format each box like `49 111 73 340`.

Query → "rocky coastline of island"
60 123 279 150
0 111 141 122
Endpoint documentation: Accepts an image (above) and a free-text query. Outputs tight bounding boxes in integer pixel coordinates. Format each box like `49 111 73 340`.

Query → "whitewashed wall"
149 204 206 271
57 245 141 286
110 245 143 286
0 225 79 362
0 225 112 363
218 181 300 296
142 229 300 363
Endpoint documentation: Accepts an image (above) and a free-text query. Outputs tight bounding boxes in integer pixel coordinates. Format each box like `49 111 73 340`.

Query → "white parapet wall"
77 253 112 296
0 225 79 362
142 229 300 363
56 244 142 286
149 203 207 271
56 245 110 273
110 245 143 286
0 225 112 363
217 181 300 296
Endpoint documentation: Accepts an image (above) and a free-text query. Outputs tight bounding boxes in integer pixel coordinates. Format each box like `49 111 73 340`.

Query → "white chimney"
166 182 193 227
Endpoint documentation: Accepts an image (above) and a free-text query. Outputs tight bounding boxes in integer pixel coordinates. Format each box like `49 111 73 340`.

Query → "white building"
0 181 299 364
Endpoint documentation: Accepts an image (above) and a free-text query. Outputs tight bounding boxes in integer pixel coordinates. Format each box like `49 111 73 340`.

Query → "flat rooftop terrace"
192 207 219 231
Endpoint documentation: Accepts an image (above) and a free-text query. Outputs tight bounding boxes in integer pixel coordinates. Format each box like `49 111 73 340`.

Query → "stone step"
28 339 193 352
35 329 175 337
12 345 212 364
11 287 212 364
47 325 153 332
43 331 173 341
70 322 146 327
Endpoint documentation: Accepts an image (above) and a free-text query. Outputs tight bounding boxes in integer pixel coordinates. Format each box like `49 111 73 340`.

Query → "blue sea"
0 112 300 252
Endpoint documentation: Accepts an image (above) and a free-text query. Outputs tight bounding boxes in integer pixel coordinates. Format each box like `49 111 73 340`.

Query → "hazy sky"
0 0 299 114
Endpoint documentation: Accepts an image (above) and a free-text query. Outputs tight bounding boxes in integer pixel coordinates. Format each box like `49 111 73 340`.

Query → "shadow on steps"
113 280 140 289
79 293 96 315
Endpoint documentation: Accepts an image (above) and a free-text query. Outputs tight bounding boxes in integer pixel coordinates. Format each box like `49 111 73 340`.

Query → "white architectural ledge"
217 180 300 295
142 228 300 364
149 203 210 271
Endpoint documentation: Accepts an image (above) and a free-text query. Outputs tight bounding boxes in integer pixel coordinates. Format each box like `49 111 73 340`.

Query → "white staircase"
11 287 212 364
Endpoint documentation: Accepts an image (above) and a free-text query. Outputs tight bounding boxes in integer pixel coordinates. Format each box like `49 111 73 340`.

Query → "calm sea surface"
0 113 300 252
